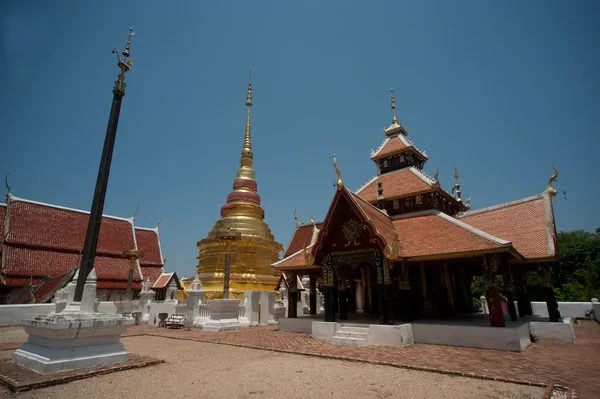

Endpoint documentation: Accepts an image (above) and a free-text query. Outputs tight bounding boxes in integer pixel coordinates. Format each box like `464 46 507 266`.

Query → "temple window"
399 154 405 163
383 159 389 167
391 157 398 167
404 198 411 207
416 195 423 205
393 199 400 209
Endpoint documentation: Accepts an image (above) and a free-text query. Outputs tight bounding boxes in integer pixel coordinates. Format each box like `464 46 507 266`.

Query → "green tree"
554 229 600 301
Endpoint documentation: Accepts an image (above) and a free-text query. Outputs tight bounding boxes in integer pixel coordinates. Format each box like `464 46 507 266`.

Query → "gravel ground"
0 336 544 399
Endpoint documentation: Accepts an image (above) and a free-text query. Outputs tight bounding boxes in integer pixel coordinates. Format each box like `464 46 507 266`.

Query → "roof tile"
392 213 501 258
459 196 552 259
135 228 163 266
357 169 432 202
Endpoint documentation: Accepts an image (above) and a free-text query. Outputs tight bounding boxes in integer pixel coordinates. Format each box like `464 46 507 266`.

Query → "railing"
198 303 210 319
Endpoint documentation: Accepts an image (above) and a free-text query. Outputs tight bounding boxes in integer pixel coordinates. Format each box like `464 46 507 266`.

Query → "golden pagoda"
196 70 283 299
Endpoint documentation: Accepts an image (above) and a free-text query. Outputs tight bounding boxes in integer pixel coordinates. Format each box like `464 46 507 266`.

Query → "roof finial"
294 209 301 226
452 166 462 202
156 214 163 228
4 173 11 201
333 154 344 190
391 88 398 124
547 164 558 198
132 202 139 221
310 215 316 228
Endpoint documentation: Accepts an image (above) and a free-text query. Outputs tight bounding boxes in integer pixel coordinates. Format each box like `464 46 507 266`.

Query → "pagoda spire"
219 69 265 221
376 164 385 210
238 69 254 181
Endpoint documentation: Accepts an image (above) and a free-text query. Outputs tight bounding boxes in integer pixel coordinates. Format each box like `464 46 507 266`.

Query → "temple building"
0 192 167 304
196 72 283 299
273 89 560 327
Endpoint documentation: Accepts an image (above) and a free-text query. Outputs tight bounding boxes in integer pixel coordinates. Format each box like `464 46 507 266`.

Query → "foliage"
553 229 600 301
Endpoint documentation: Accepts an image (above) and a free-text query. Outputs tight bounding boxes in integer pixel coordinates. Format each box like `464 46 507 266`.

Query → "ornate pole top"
112 27 135 95
391 88 398 124
333 154 344 190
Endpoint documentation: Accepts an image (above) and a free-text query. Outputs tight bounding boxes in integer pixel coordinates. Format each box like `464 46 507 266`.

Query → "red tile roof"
284 223 323 258
374 136 410 158
5 199 135 256
135 228 163 266
273 245 310 269
459 194 556 260
356 168 434 203
152 272 181 290
140 266 164 285
1 197 166 291
392 211 509 258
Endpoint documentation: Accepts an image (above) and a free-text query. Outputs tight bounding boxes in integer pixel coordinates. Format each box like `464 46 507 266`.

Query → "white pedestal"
187 290 205 326
12 310 134 374
244 291 261 326
202 299 242 332
139 291 155 323
259 291 277 325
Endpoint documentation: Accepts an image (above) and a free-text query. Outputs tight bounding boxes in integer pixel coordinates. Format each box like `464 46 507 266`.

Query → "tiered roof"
135 227 165 287
1 195 166 302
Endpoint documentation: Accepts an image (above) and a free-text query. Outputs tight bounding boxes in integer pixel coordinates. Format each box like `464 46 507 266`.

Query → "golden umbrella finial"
246 68 253 107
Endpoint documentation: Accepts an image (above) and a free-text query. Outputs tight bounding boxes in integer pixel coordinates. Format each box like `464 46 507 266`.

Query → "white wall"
530 301 592 318
0 304 55 326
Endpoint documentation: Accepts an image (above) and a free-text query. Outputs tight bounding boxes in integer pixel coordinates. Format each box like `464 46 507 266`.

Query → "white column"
259 291 277 325
186 290 205 326
244 290 261 326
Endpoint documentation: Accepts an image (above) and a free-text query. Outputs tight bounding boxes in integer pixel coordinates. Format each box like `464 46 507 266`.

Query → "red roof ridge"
393 208 513 247
458 193 546 219
272 243 314 267
8 194 134 223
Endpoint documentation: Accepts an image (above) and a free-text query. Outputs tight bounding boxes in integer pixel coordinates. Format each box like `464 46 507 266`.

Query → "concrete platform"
411 315 531 352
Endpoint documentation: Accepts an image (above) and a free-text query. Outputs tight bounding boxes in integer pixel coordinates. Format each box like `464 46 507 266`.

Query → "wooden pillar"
539 264 561 322
309 275 317 315
323 254 336 322
514 270 533 316
375 250 387 324
483 254 505 327
366 267 373 313
288 271 297 318
384 259 394 324
501 260 518 322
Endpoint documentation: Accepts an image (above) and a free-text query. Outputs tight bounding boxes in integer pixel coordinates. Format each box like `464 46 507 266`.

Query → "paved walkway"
123 320 600 398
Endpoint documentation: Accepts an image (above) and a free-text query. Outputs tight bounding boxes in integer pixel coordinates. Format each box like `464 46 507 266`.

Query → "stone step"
330 336 368 347
333 331 370 339
337 326 370 333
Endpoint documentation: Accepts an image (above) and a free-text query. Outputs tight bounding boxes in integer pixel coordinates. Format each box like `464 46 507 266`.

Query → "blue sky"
1 1 598 278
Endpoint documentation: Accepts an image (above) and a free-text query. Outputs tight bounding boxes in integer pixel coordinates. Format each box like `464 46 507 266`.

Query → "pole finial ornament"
547 164 558 198
391 88 398 124
333 154 344 190
112 27 135 95
294 209 300 226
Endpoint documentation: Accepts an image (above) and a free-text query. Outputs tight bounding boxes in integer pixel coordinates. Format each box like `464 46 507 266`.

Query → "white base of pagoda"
12 307 134 374
201 299 242 332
